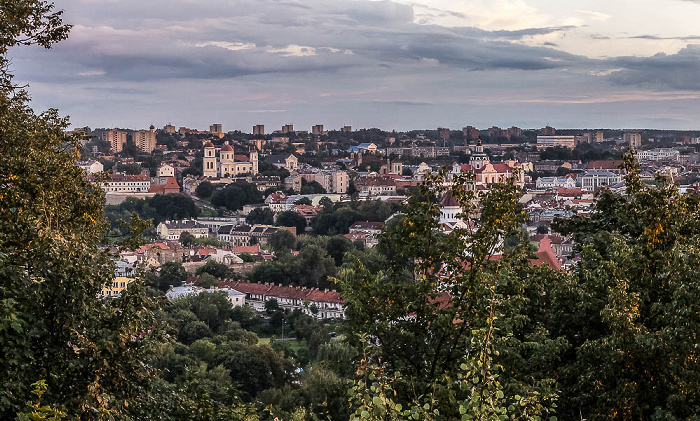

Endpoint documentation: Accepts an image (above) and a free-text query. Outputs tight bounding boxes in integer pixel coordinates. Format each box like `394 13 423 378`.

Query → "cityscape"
4 1 700 420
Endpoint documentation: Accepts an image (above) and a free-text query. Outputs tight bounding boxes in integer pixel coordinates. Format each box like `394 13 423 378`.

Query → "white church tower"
203 141 217 177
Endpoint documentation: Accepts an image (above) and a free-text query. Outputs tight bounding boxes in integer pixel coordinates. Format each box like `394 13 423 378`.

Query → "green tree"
245 207 274 225
275 211 307 234
293 197 313 206
0 4 174 417
195 180 215 199
340 170 560 419
156 261 188 291
179 231 196 247
550 151 700 420
300 179 326 194
267 229 297 253
114 162 142 175
211 181 262 211
195 260 235 280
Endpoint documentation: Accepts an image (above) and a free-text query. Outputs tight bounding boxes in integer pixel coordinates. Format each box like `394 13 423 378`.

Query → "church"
202 141 259 178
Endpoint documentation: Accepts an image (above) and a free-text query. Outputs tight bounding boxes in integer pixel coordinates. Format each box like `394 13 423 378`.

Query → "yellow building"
100 276 134 298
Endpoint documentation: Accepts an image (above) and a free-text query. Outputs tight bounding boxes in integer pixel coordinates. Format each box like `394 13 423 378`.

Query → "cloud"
607 45 700 90
576 10 611 21
627 34 700 41
9 0 593 85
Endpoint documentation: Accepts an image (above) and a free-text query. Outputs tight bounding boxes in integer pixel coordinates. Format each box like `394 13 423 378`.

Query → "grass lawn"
259 337 304 353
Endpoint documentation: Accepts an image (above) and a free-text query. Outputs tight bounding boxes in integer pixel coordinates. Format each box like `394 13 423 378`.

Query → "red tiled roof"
224 281 345 304
233 245 260 254
586 160 623 170
440 192 460 207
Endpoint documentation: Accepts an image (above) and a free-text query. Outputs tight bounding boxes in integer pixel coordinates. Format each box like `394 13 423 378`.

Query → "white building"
166 284 245 307
156 220 209 240
158 164 175 177
578 171 621 191
535 176 576 190
637 148 680 162
76 160 104 174
99 174 151 193
537 136 576 149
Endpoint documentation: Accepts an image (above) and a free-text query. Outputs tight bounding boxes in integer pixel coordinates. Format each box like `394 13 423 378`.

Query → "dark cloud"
9 0 590 85
628 34 700 40
608 45 700 90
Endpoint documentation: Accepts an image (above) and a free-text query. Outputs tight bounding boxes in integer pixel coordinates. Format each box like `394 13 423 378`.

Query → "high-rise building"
253 124 265 136
624 132 642 149
488 126 503 139
210 124 223 135
596 131 604 143
341 125 352 133
312 124 324 135
509 126 522 138
438 127 450 142
102 129 127 153
282 124 294 134
163 124 176 134
463 126 479 141
540 126 556 136
133 129 156 154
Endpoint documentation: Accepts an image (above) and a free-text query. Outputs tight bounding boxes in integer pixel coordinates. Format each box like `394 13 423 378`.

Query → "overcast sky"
10 0 700 131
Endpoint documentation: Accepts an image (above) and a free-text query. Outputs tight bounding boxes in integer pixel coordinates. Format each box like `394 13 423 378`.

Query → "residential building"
463 126 480 141
225 281 345 319
341 125 352 133
585 160 624 173
540 126 556 136
313 170 349 193
210 123 223 135
163 124 176 134
101 277 134 299
98 173 151 193
265 154 298 171
133 129 157 153
157 164 175 177
156 220 209 240
282 124 294 133
535 176 577 190
637 148 680 162
148 176 180 195
102 129 127 153
348 143 378 154
355 176 397 196
312 124 324 135
624 132 642 149
487 126 502 139
345 221 384 248
166 284 245 307
253 124 265 136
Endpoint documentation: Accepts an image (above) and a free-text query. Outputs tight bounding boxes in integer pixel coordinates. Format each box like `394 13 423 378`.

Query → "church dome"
221 144 234 152
204 141 215 148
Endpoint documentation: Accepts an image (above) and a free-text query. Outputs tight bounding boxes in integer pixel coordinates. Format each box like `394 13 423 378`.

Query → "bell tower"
203 141 218 178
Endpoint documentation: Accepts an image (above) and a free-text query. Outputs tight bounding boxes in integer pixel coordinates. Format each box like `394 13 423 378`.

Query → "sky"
10 0 700 131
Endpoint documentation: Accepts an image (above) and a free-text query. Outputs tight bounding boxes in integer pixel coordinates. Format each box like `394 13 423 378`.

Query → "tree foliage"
211 181 262 211
340 170 560 419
